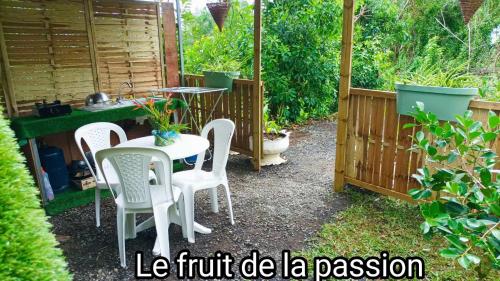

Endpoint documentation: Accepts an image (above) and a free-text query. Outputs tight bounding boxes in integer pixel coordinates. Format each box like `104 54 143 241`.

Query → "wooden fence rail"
343 87 500 202
183 74 262 160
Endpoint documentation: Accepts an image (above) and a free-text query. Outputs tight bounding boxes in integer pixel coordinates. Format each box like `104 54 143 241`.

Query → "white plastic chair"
75 122 127 227
173 119 235 243
95 147 183 268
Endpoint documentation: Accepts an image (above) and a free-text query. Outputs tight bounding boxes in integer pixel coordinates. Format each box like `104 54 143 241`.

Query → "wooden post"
252 0 263 171
334 0 355 192
162 3 180 88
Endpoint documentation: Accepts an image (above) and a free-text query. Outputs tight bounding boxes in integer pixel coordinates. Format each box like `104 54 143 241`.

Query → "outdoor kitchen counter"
9 98 185 206
10 99 185 140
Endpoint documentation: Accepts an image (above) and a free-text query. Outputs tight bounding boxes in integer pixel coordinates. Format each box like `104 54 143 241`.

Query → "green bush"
0 109 71 281
407 103 499 277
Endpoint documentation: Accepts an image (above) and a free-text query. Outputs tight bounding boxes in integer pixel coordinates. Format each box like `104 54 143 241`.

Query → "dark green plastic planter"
395 83 478 121
203 71 240 92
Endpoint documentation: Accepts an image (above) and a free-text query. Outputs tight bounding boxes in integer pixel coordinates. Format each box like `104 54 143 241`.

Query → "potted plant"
250 106 290 166
395 64 478 121
203 60 241 92
133 95 188 146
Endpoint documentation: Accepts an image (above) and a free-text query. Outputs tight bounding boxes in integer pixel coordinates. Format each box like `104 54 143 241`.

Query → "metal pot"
85 92 110 106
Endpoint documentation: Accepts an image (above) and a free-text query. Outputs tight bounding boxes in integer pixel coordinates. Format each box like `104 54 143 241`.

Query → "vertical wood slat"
345 88 500 203
370 97 385 185
380 98 397 189
345 93 358 178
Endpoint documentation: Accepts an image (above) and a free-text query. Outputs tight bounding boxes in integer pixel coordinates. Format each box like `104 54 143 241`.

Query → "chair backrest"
95 147 174 209
74 122 127 181
195 119 235 176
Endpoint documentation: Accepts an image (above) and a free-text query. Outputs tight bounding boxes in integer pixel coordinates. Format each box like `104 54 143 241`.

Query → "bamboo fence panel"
0 0 94 114
92 0 163 98
0 0 165 115
183 74 261 158
344 88 500 202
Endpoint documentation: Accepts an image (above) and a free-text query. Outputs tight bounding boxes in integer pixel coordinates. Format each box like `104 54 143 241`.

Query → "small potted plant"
133 95 188 146
203 60 240 92
250 106 290 166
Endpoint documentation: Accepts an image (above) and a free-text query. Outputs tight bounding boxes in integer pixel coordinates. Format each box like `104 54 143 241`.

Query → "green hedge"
0 109 71 281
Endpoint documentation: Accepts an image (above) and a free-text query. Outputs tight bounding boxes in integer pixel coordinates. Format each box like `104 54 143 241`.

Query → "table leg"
28 138 47 206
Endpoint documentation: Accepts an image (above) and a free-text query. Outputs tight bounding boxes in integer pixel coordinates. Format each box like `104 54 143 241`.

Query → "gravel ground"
51 120 350 280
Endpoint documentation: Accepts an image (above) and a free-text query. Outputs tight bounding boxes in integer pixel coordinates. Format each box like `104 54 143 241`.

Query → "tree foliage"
182 0 499 123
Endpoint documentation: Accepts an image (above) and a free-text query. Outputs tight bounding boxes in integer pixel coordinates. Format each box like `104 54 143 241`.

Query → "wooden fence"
0 0 165 116
184 74 262 158
343 88 500 202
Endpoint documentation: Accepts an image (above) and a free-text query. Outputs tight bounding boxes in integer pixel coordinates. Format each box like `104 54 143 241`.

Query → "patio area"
51 119 348 280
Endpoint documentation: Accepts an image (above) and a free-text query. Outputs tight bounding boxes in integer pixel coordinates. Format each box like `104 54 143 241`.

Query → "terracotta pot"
207 2 231 32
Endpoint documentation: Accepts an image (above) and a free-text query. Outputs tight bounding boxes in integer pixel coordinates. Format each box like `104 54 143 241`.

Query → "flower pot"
395 83 478 121
249 132 290 166
152 130 179 147
203 71 240 92
206 2 231 32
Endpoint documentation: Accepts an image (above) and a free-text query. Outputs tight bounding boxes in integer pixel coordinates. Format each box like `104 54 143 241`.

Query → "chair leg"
209 187 219 213
177 196 188 239
117 208 126 268
182 188 196 243
223 182 235 225
124 213 137 240
153 203 172 261
95 188 101 227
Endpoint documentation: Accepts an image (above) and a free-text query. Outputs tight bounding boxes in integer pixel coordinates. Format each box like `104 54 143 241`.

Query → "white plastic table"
116 134 211 244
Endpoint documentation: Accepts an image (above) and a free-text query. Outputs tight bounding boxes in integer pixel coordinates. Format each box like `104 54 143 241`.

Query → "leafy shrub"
262 0 342 124
0 109 71 280
406 103 499 278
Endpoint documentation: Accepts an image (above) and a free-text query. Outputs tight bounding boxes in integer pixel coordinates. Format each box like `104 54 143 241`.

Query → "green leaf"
480 168 492 185
416 101 424 111
465 254 480 265
488 111 499 129
465 218 484 230
427 145 437 156
420 222 431 234
445 235 467 251
416 131 424 142
409 189 432 200
439 248 462 259
481 132 497 142
458 256 470 269
403 123 417 129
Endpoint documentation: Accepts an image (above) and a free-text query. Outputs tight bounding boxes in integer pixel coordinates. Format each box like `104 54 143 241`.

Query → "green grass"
299 189 499 280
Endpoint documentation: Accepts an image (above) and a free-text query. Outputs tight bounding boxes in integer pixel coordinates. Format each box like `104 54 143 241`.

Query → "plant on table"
405 102 499 277
133 95 188 146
